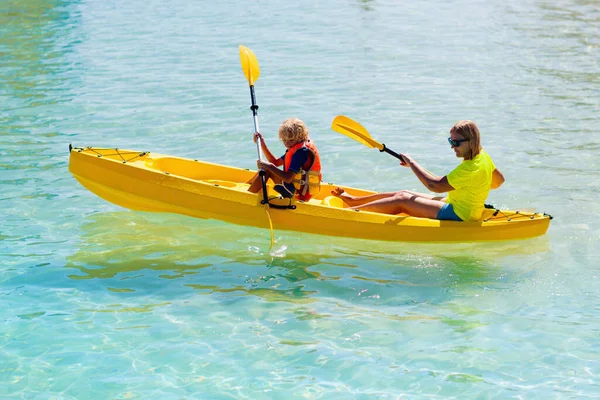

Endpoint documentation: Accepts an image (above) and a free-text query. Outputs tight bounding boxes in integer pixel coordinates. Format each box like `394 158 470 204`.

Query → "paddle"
331 115 405 162
239 45 275 248
239 45 269 205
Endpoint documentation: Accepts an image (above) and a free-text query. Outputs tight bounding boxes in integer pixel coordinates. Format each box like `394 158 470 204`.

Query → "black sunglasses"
448 137 469 147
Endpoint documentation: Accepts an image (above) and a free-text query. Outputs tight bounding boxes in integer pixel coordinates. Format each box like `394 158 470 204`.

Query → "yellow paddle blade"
331 115 384 151
239 45 260 85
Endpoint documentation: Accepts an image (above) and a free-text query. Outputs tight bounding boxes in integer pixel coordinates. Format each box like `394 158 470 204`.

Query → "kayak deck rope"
483 208 553 222
74 146 149 163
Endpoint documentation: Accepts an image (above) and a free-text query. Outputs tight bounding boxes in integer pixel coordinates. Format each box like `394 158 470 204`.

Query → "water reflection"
65 213 252 279
66 212 549 311
66 212 332 303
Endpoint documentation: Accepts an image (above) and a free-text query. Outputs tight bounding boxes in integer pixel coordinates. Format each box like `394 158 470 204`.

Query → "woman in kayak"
331 120 505 221
248 117 321 201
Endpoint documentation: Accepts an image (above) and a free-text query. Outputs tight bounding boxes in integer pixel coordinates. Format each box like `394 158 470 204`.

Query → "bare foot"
331 187 343 196
331 187 355 205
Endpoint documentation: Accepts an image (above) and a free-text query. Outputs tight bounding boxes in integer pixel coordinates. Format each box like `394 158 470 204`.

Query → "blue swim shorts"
436 203 462 221
273 184 294 198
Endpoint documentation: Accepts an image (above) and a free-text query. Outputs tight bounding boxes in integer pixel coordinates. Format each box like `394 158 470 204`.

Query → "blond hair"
450 120 481 158
278 118 309 144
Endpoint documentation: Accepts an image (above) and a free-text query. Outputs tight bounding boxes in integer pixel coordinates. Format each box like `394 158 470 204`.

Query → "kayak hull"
68 146 551 242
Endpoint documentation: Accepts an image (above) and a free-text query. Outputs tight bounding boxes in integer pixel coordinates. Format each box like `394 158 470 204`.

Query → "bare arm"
400 154 455 193
491 168 505 189
258 160 295 183
254 132 284 166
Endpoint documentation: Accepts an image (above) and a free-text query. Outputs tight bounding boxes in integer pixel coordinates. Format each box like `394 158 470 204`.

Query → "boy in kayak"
247 117 322 201
331 120 505 221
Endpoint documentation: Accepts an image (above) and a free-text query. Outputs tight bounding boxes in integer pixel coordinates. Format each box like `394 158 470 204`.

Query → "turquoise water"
2 0 599 398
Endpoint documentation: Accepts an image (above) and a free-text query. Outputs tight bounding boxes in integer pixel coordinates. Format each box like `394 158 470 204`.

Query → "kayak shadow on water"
65 211 550 305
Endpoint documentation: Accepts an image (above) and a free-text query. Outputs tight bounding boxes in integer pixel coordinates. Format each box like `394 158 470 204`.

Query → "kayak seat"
321 196 344 208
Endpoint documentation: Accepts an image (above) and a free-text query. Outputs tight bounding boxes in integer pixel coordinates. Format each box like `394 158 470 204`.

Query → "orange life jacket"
283 138 322 201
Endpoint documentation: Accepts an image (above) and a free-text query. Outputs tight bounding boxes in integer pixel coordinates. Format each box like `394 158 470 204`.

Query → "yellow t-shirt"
446 149 496 221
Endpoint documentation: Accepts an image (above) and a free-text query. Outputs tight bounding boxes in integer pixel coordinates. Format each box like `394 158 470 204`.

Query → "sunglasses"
448 137 469 147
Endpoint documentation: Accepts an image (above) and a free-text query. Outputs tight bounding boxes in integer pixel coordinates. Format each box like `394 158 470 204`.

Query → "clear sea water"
2 0 599 398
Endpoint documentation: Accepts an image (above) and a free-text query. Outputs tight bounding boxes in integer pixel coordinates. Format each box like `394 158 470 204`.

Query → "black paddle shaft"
380 145 406 163
249 86 259 116
247 85 268 204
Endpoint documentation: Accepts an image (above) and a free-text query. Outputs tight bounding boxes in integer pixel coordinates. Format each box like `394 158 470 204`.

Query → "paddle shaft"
381 145 405 162
249 86 262 158
248 85 269 203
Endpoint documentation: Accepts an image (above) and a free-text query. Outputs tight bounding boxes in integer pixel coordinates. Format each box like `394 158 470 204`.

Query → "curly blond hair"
278 118 309 144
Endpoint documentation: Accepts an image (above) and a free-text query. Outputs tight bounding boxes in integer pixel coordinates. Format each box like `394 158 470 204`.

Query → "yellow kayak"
68 146 552 242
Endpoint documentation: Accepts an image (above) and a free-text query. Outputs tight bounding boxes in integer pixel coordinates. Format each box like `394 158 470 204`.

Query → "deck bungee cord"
481 206 553 223
69 144 149 163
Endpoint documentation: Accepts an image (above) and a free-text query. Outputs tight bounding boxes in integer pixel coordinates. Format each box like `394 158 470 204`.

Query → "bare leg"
397 190 446 202
352 190 446 218
332 187 446 205
331 187 400 207
246 172 258 184
248 170 282 193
